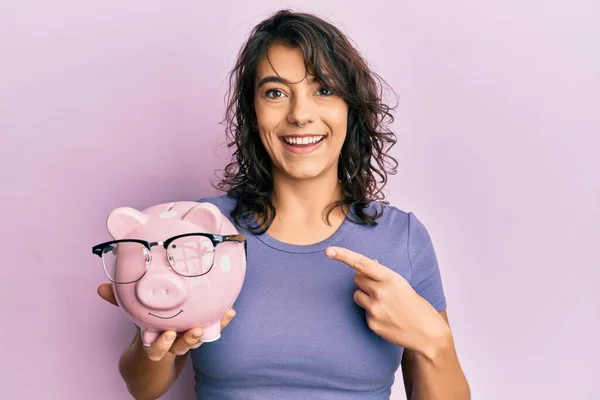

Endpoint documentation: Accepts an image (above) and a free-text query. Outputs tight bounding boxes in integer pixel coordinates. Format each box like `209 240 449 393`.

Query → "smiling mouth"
148 310 183 319
281 134 325 146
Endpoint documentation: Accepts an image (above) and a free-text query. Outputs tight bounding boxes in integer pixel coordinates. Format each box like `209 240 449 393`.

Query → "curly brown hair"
214 9 399 234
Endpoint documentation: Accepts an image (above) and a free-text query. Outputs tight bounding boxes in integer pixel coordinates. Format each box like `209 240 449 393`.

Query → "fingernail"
326 248 336 257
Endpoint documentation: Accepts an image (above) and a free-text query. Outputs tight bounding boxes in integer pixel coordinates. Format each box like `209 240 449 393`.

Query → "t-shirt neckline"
249 211 355 254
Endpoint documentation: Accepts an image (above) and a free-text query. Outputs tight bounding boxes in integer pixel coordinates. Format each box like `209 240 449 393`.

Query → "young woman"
98 9 470 400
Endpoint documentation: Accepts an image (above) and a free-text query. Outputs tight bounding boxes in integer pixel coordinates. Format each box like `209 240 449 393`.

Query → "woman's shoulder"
195 193 242 229
196 192 236 211
362 200 411 226
360 201 433 242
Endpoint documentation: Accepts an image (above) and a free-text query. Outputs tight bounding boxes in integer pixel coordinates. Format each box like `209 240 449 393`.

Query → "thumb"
97 283 118 307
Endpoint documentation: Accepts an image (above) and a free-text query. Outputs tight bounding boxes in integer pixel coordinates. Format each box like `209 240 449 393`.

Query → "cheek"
259 131 277 155
255 101 285 129
325 106 349 145
255 107 284 150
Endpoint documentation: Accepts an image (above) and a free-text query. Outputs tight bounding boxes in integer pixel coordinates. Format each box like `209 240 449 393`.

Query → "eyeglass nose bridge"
144 241 182 274
154 239 217 278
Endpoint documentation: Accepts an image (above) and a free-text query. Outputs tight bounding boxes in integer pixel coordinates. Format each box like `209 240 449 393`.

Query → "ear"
106 207 148 239
181 202 223 233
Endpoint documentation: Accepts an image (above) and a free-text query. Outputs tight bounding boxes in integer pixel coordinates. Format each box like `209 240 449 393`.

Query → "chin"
284 165 330 181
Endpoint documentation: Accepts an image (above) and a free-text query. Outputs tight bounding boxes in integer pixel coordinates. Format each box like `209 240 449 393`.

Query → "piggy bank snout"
136 274 187 311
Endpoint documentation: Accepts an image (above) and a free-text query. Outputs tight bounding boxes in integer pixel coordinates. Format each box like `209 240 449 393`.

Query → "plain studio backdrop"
1 1 598 399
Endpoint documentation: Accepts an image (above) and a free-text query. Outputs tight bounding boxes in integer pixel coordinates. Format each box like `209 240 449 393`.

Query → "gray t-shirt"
190 194 446 399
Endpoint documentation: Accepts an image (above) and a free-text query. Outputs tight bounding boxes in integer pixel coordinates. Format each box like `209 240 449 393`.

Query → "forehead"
256 43 309 83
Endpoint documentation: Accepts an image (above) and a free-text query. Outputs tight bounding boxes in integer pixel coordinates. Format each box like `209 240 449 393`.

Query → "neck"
269 167 344 227
254 166 349 245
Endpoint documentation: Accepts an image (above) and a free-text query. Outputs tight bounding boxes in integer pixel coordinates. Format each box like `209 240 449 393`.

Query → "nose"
135 273 187 310
288 96 315 127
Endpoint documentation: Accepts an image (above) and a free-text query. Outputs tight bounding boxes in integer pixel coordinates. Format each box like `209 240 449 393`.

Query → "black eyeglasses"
92 233 247 284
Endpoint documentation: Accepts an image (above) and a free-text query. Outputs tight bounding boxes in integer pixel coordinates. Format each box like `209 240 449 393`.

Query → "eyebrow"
256 75 289 89
256 74 330 89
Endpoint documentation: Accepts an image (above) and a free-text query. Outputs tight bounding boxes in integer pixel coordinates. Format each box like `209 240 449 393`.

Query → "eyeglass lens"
166 235 214 277
102 242 149 283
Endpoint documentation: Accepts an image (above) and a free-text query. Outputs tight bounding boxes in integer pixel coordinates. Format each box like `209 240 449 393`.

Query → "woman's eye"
265 89 285 98
317 87 333 96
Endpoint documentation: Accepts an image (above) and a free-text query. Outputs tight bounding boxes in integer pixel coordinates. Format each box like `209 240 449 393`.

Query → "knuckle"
372 286 385 300
354 258 368 272
190 333 201 342
220 310 236 328
190 328 204 340
366 317 379 331
370 303 384 318
184 336 197 347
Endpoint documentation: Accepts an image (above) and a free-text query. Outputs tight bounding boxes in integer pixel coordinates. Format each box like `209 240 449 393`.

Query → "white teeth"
283 135 324 145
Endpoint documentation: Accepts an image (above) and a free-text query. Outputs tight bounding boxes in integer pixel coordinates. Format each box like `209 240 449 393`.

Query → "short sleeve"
407 212 447 312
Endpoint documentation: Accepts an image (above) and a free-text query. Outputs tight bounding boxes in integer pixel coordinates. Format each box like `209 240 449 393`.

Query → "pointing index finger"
326 246 386 280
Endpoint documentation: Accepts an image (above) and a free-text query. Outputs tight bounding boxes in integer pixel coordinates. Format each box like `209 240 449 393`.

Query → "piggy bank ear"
182 202 223 233
106 207 148 239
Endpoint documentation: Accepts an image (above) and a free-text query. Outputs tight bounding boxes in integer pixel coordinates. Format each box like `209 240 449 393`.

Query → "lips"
279 134 326 155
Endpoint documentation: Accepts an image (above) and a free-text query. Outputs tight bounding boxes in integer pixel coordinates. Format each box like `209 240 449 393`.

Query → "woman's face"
254 43 348 182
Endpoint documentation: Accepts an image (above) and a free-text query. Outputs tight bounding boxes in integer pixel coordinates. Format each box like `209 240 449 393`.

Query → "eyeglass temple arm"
224 234 247 243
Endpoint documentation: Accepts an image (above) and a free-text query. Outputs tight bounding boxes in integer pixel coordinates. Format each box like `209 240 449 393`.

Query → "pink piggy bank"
92 201 247 345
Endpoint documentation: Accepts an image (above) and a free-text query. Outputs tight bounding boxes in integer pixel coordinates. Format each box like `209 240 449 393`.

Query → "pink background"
1 1 598 399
